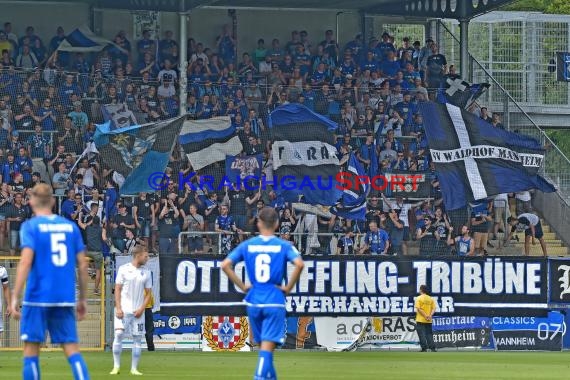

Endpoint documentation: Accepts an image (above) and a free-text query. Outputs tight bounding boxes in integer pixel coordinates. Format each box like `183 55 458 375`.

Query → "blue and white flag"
437 77 490 109
419 102 555 211
180 117 243 171
57 27 127 53
94 116 185 195
330 153 370 221
269 104 342 205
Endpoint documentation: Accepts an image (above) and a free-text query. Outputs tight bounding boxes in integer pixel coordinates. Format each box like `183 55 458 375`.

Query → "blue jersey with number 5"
20 215 85 306
227 235 300 306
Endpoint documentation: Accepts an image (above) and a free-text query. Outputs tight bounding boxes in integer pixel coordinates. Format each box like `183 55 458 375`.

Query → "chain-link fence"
441 12 570 107
0 256 105 351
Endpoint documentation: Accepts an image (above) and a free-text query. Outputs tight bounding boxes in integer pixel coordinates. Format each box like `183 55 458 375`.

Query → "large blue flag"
419 102 555 211
57 27 127 53
269 104 342 205
94 117 185 195
330 152 370 220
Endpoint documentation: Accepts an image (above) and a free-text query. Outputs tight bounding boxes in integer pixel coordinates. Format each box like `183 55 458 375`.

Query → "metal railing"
439 20 570 206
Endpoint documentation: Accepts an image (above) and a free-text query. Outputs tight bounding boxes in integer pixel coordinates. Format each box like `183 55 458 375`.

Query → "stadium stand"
0 20 563 260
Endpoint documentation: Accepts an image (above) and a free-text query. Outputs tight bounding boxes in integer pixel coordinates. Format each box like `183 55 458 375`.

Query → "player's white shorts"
114 313 145 336
0 315 3 332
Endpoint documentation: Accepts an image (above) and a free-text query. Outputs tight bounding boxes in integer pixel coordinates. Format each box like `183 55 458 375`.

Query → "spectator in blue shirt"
216 24 236 65
1 151 20 184
28 124 50 159
58 74 81 109
137 30 155 63
16 147 33 184
361 220 390 255
381 50 401 79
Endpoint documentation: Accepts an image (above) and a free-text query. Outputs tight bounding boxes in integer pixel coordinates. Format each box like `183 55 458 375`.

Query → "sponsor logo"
168 316 181 329
202 316 248 352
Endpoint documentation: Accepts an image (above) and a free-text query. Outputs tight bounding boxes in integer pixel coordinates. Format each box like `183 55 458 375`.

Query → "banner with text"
490 312 564 351
159 256 550 317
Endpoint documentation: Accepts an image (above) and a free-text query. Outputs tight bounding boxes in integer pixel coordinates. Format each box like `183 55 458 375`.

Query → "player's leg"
255 307 286 380
21 306 46 380
22 343 41 380
111 313 127 374
48 307 90 380
130 314 146 375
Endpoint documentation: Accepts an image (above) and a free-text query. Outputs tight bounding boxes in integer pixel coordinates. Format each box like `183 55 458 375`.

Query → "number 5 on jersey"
51 232 68 267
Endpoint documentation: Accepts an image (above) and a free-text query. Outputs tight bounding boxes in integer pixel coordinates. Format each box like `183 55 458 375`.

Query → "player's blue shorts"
21 306 78 344
247 306 286 346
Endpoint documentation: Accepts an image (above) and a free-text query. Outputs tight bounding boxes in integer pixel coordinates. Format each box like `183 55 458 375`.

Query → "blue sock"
23 356 40 380
253 350 273 380
68 353 90 380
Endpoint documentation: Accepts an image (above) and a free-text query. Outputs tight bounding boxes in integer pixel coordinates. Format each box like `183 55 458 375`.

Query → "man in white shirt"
110 246 152 376
515 191 532 216
506 213 547 257
0 265 10 334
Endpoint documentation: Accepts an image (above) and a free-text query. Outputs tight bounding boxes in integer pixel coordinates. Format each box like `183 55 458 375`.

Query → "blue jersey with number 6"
20 215 85 306
227 235 300 306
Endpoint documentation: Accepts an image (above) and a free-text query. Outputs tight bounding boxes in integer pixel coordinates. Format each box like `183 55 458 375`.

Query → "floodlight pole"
459 18 470 81
179 9 188 117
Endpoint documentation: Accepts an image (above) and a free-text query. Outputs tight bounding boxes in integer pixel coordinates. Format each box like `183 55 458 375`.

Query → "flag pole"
69 143 95 174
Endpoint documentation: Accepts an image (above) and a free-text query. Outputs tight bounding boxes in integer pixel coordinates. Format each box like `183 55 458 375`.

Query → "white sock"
112 330 124 368
132 335 142 370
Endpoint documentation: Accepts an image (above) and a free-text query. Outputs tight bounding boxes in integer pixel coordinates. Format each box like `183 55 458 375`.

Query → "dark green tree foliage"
503 0 570 13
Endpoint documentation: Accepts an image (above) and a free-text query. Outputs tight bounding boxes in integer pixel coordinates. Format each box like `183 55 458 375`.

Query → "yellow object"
415 294 436 324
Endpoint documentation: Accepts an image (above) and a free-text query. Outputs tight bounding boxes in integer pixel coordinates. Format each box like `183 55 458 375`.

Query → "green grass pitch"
2 351 569 379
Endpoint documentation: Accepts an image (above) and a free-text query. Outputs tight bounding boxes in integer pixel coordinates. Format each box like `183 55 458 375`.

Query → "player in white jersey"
110 246 151 376
0 265 10 333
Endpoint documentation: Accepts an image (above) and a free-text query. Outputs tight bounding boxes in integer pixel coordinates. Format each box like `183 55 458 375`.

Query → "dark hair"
507 216 517 224
258 207 279 230
419 285 430 295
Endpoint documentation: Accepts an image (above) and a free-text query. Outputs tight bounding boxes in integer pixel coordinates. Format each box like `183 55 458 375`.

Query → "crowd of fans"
0 20 534 277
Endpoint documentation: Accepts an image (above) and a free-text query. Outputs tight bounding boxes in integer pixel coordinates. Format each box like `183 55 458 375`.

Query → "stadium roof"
23 0 516 20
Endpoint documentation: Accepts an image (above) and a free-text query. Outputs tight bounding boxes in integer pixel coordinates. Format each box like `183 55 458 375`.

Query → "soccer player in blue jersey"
9 183 90 380
222 207 304 380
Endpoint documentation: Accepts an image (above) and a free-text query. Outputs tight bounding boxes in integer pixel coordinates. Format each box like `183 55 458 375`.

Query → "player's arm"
115 283 124 319
280 256 304 295
221 257 249 293
135 287 152 318
10 247 34 320
530 223 536 243
76 251 89 321
280 246 305 294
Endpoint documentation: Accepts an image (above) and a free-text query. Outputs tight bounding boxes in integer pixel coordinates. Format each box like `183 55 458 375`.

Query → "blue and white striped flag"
331 152 370 221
